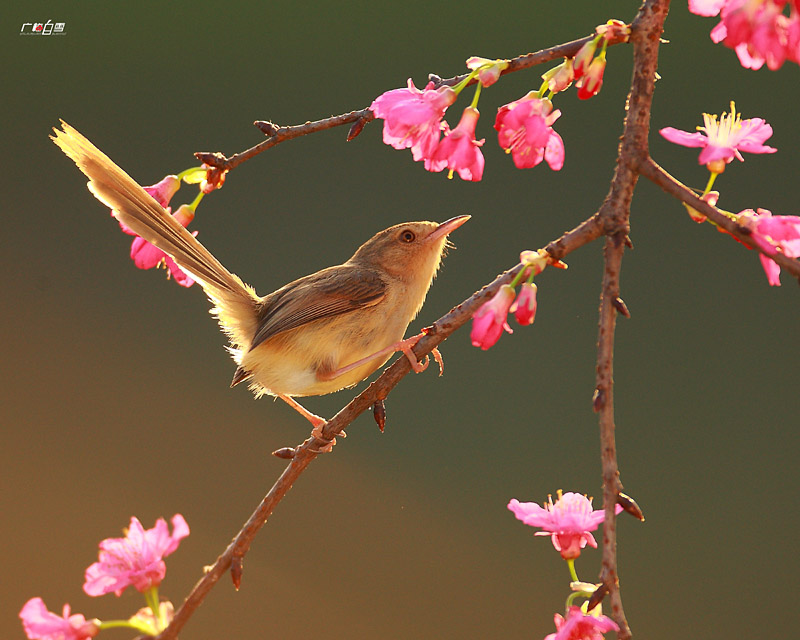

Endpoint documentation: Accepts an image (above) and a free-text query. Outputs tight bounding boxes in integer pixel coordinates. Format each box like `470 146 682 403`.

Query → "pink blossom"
127 204 198 288
510 283 538 325
576 56 606 100
370 79 457 162
471 284 514 350
740 208 800 285
659 102 776 170
427 107 485 181
84 514 190 597
701 0 800 70
544 606 619 640
19 598 99 640
495 94 564 170
508 492 621 559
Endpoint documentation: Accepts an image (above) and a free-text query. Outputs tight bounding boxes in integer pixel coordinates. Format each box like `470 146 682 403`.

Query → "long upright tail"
51 120 259 353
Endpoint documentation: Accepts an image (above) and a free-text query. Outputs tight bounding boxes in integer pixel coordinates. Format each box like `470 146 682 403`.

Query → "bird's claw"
310 423 345 453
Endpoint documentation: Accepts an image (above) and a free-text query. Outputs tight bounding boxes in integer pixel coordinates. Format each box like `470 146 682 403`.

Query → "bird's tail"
51 120 259 352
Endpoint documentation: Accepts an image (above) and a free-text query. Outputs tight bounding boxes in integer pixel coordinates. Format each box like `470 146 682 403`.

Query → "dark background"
4 1 798 639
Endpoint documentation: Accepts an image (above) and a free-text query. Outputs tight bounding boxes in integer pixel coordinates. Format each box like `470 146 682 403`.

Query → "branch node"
254 120 280 137
194 151 228 168
347 117 368 141
231 556 243 591
272 446 297 459
373 399 387 432
592 387 605 413
587 582 610 612
617 492 645 522
612 296 631 318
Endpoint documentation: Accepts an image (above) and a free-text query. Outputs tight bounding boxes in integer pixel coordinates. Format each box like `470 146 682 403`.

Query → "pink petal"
659 127 708 148
689 0 727 16
544 131 565 170
759 253 783 285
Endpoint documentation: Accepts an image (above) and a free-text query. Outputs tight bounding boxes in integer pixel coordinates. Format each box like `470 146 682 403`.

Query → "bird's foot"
397 335 444 376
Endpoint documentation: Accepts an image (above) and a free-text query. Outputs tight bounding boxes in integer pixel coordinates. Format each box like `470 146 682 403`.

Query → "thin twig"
195 31 630 172
637 156 800 282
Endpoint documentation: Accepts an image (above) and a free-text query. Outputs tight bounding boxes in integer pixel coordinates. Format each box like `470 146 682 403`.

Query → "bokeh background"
4 1 799 638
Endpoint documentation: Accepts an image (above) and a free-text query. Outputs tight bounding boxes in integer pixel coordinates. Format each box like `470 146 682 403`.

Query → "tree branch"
588 1 671 637
637 156 800 282
150 212 606 640
194 31 630 172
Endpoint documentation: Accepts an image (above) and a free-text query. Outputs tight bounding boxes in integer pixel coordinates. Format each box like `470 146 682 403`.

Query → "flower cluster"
20 515 189 639
370 25 624 182
690 0 800 70
470 249 564 349
470 250 551 349
661 103 797 285
738 208 800 284
508 491 624 640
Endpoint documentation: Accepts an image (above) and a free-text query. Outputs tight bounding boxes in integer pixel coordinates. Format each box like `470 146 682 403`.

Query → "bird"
51 121 469 442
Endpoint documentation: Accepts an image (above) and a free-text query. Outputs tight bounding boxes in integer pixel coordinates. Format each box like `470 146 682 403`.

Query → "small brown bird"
52 121 468 437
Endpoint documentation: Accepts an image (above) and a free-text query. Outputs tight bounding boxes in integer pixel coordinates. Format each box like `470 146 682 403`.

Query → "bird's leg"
319 333 444 381
278 394 342 453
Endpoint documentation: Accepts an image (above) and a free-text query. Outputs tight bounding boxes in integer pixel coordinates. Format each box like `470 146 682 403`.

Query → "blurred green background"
3 1 799 638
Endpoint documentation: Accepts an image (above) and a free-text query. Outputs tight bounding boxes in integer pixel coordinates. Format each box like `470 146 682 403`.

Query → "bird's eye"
400 229 416 243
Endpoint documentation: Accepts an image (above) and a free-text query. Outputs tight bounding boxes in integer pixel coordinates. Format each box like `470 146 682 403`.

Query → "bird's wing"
249 266 386 351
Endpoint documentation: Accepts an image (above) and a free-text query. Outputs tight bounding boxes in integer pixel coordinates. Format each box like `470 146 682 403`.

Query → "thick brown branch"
594 234 628 638
590 1 671 637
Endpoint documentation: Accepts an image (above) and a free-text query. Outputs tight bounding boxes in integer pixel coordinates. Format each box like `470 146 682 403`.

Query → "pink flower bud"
466 56 509 87
684 191 719 224
510 282 538 325
576 56 606 100
542 58 575 94
572 38 598 79
470 285 515 350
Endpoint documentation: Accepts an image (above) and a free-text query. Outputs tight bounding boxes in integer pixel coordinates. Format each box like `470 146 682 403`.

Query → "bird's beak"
426 215 471 243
